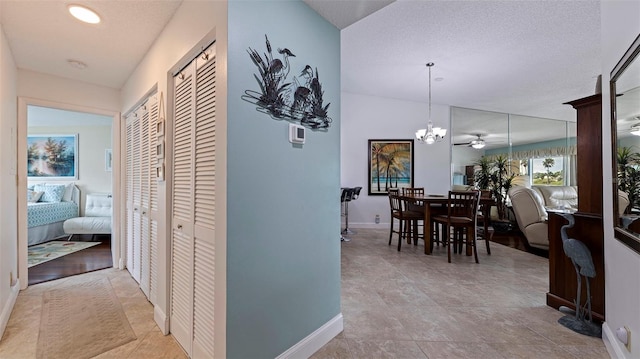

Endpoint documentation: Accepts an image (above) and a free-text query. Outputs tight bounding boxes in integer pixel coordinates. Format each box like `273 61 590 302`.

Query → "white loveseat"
63 193 112 240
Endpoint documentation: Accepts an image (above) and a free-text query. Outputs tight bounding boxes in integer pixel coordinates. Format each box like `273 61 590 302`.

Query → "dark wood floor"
490 227 549 258
28 234 113 286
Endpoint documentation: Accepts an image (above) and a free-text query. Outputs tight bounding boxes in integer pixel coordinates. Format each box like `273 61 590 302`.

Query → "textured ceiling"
0 0 182 89
303 0 395 29
341 0 601 124
1 0 603 134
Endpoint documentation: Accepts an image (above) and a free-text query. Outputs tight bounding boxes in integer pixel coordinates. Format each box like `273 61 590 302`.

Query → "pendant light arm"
415 62 446 143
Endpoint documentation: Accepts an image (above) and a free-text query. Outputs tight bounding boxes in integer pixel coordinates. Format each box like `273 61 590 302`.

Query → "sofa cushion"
63 217 111 234
85 194 112 217
533 185 578 210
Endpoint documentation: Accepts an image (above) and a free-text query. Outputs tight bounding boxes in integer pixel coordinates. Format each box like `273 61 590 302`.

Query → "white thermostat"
289 123 305 144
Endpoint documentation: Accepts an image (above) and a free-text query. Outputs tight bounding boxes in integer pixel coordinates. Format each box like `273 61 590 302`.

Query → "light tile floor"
312 228 610 359
0 229 610 359
0 268 187 359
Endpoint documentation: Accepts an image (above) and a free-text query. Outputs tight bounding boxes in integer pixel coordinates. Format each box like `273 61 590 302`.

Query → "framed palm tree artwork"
368 139 414 195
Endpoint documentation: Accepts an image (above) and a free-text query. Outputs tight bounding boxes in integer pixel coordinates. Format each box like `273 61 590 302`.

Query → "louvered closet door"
131 107 143 284
125 116 135 273
171 60 196 354
148 95 160 304
124 94 159 304
192 51 216 359
171 43 217 359
139 100 152 297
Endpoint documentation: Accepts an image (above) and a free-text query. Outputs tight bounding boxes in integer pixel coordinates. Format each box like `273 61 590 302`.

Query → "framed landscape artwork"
368 139 414 195
27 134 78 179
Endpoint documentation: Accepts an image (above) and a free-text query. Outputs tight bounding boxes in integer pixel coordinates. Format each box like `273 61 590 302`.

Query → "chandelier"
415 62 447 144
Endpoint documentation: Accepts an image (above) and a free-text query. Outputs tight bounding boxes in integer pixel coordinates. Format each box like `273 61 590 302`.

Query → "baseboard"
603 322 628 358
0 278 20 339
344 222 388 229
154 304 169 335
276 313 343 359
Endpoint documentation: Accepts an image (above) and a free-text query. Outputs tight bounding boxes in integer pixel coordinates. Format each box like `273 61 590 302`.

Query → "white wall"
341 92 451 228
28 125 112 215
601 1 640 358
17 70 120 111
119 1 227 354
0 25 19 339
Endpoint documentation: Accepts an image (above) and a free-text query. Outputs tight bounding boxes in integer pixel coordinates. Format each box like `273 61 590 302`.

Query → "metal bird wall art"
556 213 602 338
243 35 332 130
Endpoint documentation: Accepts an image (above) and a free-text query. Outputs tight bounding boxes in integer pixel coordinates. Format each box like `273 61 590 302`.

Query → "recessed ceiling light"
68 5 101 24
67 59 88 70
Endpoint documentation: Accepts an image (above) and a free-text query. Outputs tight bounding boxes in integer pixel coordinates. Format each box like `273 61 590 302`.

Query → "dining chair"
388 193 423 251
402 187 444 246
476 190 493 255
432 190 480 263
401 187 425 244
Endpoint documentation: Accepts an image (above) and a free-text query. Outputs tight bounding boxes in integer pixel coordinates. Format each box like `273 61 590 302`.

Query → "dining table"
402 193 495 255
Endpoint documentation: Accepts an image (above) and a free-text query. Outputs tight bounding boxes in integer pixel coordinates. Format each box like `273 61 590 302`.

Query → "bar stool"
340 188 351 242
342 187 362 235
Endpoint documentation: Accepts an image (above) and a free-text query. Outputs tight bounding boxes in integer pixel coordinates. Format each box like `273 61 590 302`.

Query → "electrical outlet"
625 326 631 351
616 326 632 351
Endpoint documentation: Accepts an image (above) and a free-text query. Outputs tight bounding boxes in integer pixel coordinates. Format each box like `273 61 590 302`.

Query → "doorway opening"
17 98 121 289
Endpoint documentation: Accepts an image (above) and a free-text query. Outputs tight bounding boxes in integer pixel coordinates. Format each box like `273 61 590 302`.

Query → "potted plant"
617 146 640 212
474 156 492 193
473 155 516 230
489 155 515 222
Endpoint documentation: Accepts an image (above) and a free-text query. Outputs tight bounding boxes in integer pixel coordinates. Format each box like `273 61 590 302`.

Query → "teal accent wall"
227 1 341 358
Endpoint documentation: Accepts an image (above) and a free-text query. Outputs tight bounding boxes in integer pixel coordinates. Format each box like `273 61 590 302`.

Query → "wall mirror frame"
611 33 640 254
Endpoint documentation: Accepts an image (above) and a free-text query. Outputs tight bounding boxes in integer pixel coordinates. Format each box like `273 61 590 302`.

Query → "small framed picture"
105 149 112 172
155 161 165 181
156 120 164 137
156 136 164 159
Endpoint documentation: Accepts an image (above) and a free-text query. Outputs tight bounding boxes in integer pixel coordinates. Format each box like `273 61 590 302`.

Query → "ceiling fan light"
471 141 486 149
631 124 640 136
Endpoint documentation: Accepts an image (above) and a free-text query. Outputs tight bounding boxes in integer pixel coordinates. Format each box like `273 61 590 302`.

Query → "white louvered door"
124 94 159 304
148 95 160 304
125 116 135 273
171 43 216 359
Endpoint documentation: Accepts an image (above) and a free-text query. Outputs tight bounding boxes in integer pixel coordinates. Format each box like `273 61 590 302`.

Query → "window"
531 156 564 185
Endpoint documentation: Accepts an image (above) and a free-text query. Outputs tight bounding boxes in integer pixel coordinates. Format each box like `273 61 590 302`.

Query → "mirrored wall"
451 106 577 187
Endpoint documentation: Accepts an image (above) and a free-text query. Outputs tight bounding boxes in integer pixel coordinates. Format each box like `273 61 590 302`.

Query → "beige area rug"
36 276 137 359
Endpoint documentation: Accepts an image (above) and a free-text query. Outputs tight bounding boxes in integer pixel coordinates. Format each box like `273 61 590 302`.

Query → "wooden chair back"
447 190 480 220
402 187 425 196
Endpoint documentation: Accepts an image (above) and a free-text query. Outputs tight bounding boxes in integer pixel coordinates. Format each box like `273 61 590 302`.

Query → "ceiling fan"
454 134 487 149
